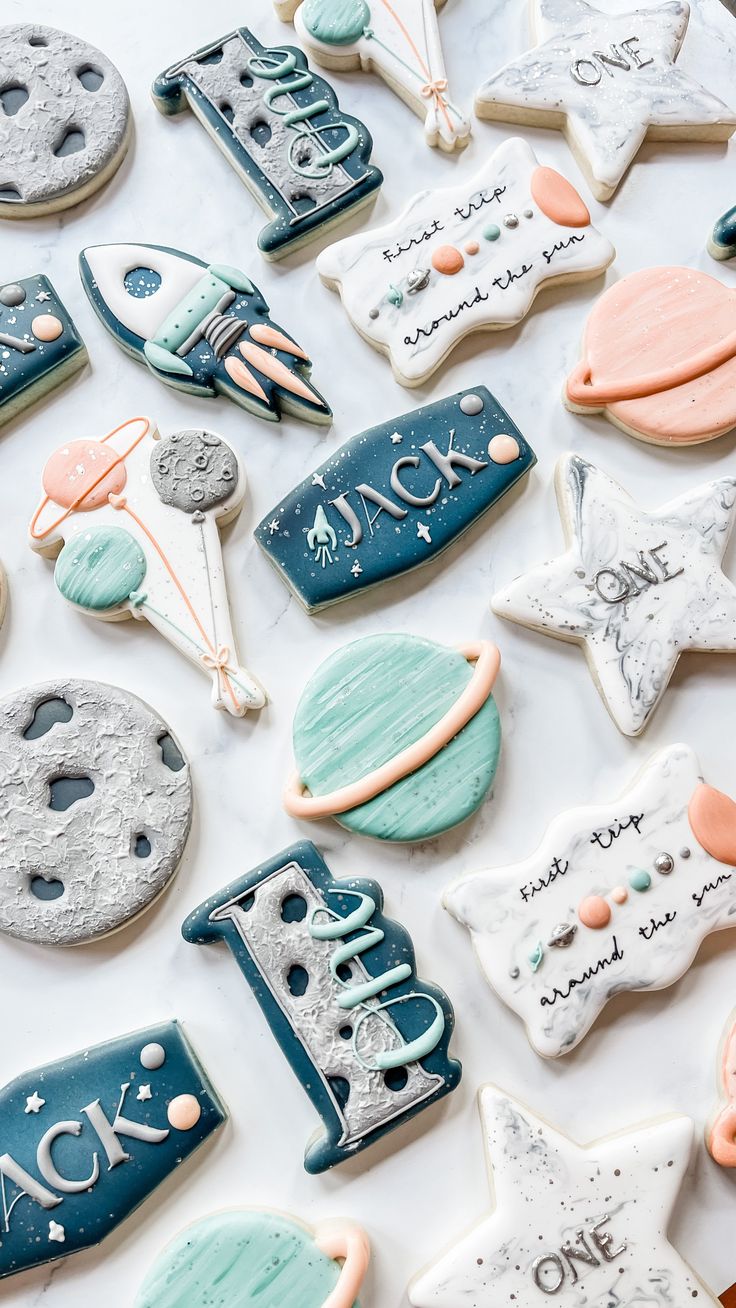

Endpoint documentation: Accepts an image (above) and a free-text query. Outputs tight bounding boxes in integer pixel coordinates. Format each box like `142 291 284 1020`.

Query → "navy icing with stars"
0 275 87 429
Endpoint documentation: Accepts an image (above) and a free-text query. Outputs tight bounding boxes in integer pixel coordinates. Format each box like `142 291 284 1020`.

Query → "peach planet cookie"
707 1009 736 1167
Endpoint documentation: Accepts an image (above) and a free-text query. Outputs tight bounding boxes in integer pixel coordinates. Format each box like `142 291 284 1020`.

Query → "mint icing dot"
628 868 652 892
301 0 370 44
483 223 501 241
54 526 146 611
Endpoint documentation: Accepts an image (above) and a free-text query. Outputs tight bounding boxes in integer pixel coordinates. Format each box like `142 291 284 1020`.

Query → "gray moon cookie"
0 24 131 217
0 680 192 946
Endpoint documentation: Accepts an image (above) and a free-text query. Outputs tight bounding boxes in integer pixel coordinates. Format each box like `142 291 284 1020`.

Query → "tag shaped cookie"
152 28 382 261
0 679 192 946
492 454 736 736
0 275 87 428
317 138 614 386
0 24 131 217
280 0 471 153
410 1086 719 1308
0 1022 225 1279
445 744 736 1058
475 0 736 200
565 267 736 445
30 419 266 717
709 205 736 260
79 243 331 424
135 1209 370 1307
707 1010 736 1167
284 635 502 841
182 840 461 1173
256 387 536 612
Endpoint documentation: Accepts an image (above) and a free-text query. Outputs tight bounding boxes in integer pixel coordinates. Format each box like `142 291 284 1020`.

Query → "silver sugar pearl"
369 308 379 319
523 208 534 219
548 922 577 948
654 852 674 875
509 966 520 979
680 847 691 859
503 214 519 229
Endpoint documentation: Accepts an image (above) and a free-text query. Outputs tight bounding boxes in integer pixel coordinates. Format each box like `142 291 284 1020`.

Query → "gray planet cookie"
0 679 192 945
0 24 131 217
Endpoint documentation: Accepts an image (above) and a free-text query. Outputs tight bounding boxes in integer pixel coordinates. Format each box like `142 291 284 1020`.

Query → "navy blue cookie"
0 275 86 428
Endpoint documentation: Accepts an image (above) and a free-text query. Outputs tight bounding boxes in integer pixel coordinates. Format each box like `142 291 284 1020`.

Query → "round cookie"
0 24 131 218
284 634 502 842
0 679 192 945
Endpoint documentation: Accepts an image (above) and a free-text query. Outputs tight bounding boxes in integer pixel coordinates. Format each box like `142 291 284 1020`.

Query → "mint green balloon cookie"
301 0 371 44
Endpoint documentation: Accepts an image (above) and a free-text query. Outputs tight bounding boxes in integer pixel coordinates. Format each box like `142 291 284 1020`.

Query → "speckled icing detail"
152 28 382 261
255 387 535 612
182 840 461 1172
475 0 736 200
79 243 330 425
492 454 736 736
135 1209 368 1307
0 275 87 428
409 1086 717 1308
707 1011 736 1167
0 24 130 216
709 204 736 261
288 634 502 841
317 138 614 386
444 744 736 1058
0 1022 225 1280
0 678 192 946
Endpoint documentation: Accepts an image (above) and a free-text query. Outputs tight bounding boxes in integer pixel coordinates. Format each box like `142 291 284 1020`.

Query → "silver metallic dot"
548 922 577 948
406 266 431 294
503 214 519 229
368 308 379 319
654 852 674 875
523 208 534 219
509 965 520 979
680 847 691 859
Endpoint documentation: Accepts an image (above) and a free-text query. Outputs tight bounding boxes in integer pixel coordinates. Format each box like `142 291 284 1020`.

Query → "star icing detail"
417 522 432 544
475 0 736 199
137 1084 152 1102
492 454 736 735
311 472 326 489
35 290 52 303
390 431 403 445
267 518 280 535
409 1086 716 1308
48 1221 66 1244
24 1091 45 1113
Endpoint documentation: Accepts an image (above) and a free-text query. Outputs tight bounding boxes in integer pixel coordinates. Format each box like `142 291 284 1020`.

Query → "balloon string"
375 0 455 134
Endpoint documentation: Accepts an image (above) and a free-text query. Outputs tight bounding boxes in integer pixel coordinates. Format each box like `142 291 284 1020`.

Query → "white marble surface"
1 0 735 1302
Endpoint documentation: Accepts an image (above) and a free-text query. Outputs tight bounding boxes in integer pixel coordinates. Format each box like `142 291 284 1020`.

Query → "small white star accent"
311 472 326 490
267 519 280 535
35 290 52 303
25 1091 45 1114
390 432 403 445
137 1084 153 1102
416 522 432 544
350 560 363 577
48 1221 66 1243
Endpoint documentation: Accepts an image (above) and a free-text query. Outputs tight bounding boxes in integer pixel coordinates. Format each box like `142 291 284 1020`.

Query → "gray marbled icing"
150 429 240 513
0 680 192 946
0 24 130 211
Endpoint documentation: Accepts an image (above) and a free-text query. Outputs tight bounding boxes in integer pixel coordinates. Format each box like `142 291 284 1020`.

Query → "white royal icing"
409 1086 717 1308
316 137 614 386
492 454 736 736
475 0 736 198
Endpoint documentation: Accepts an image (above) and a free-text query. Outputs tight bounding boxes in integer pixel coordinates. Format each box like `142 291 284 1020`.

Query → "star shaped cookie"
410 1086 718 1308
492 454 736 735
475 0 736 199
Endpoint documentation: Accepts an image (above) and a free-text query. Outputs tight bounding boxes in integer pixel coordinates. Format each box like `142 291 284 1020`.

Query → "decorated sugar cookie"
152 28 382 261
0 1022 225 1279
492 455 736 736
707 1010 736 1167
279 0 471 152
30 420 266 717
475 0 736 200
709 205 736 260
285 634 502 841
317 138 614 387
410 1086 719 1308
0 679 192 946
445 744 736 1058
0 25 131 217
79 243 331 424
565 267 736 445
183 840 461 1174
0 275 87 428
256 387 536 612
0 561 6 628
135 1209 370 1307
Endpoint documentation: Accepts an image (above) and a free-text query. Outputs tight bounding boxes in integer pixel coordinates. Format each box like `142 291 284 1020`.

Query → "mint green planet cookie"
285 633 502 842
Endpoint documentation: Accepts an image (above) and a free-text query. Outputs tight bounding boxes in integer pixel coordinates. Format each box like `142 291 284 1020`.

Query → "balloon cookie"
135 1209 369 1307
445 744 736 1058
284 634 502 841
30 419 265 716
256 386 536 612
279 0 471 152
0 24 131 217
565 266 736 445
0 679 192 946
709 204 736 260
317 137 614 386
79 243 331 424
0 1022 225 1279
152 27 382 261
492 454 736 736
183 840 461 1174
0 275 87 428
475 0 736 200
410 1086 720 1308
707 1010 736 1167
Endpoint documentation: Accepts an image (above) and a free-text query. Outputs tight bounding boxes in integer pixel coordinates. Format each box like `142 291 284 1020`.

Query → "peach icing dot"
488 434 520 464
32 313 63 342
431 245 464 275
578 895 611 929
167 1093 202 1131
464 241 480 255
610 886 628 904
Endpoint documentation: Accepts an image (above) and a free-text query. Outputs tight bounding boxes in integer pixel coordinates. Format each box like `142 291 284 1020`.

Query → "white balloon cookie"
444 744 736 1058
492 454 736 736
410 1086 719 1308
317 138 614 386
29 420 265 717
475 0 736 200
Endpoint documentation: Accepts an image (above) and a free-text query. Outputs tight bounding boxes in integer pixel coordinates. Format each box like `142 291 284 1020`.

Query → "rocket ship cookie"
30 419 266 717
